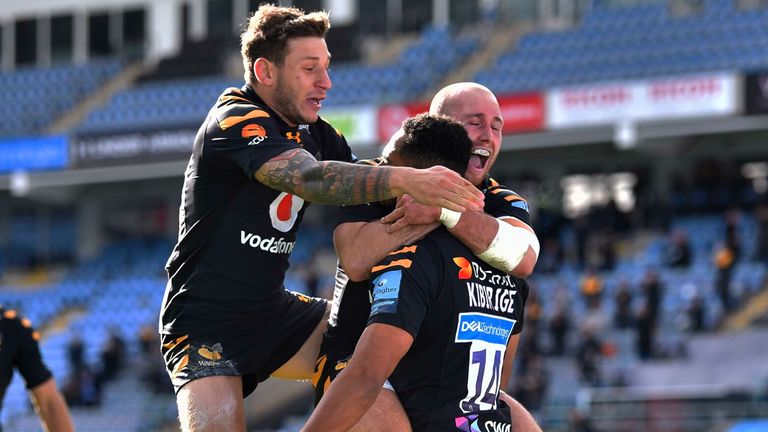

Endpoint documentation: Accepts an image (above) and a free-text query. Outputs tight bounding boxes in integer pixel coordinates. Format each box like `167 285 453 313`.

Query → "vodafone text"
240 230 295 254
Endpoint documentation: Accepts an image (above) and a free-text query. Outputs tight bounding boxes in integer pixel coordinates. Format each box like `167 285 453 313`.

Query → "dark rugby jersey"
161 85 352 334
326 175 531 352
367 229 528 431
0 308 52 413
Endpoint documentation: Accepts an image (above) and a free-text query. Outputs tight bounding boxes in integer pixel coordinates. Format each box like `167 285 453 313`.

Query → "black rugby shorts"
161 289 326 397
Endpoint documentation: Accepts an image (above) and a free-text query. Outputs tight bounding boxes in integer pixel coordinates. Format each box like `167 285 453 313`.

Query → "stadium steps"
46 60 147 134
425 22 533 99
362 34 418 65
38 306 87 337
723 285 768 331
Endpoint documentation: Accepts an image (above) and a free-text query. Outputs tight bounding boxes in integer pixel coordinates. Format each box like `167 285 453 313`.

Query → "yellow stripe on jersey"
162 334 189 350
504 194 525 202
219 109 270 130
371 259 413 273
218 95 253 105
389 245 417 256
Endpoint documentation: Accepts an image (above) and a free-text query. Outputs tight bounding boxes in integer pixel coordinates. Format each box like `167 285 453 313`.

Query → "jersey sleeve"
367 242 440 338
512 279 530 335
484 180 531 226
205 102 301 177
9 314 52 389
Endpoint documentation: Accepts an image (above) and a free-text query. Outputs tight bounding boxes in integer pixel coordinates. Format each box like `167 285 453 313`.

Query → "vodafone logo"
269 192 304 232
453 257 473 280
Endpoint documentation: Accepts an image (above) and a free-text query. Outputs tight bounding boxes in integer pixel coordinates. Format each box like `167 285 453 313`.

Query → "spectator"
666 231 692 268
687 293 706 333
512 353 548 415
99 328 126 383
66 333 85 374
575 326 602 386
549 302 570 357
635 305 655 360
580 268 603 309
640 270 663 328
714 241 736 313
614 279 634 329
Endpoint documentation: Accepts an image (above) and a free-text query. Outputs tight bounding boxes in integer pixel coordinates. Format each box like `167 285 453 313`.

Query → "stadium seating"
475 2 768 94
0 60 123 138
76 26 478 134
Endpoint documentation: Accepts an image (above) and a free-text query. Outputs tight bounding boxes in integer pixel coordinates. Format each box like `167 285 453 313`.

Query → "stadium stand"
3 0 768 431
475 1 768 94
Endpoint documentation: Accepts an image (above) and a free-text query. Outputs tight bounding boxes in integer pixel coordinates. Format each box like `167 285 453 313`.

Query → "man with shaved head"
312 83 541 431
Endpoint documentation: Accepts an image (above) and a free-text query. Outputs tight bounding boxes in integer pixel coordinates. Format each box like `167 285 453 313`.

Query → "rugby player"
0 307 74 432
159 5 482 431
313 83 541 430
304 113 531 431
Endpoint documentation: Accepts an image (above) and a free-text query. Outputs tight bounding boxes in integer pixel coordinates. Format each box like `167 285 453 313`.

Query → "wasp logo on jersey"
455 313 516 345
453 257 473 280
371 270 402 315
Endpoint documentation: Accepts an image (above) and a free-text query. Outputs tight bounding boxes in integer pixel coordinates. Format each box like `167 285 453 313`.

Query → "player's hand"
381 195 440 233
404 166 483 212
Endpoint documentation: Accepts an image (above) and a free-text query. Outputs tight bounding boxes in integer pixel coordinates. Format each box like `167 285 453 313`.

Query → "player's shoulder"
483 177 530 212
313 116 347 143
212 87 274 129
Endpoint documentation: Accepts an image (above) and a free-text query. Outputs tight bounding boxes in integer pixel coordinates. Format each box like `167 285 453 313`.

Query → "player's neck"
251 85 298 127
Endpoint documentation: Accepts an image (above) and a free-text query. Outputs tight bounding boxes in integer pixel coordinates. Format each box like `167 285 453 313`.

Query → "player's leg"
176 375 245 432
271 300 331 380
347 387 412 432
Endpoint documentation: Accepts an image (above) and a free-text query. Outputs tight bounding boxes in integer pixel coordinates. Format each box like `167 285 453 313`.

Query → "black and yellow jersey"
161 85 352 335
0 307 51 412
323 175 531 357
368 228 528 431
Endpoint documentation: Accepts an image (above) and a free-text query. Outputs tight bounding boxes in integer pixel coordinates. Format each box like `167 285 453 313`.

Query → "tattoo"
254 148 396 204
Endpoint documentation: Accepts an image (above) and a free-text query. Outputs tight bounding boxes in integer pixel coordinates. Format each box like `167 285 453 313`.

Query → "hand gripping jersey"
0 308 52 414
324 176 531 357
161 85 352 335
368 229 528 431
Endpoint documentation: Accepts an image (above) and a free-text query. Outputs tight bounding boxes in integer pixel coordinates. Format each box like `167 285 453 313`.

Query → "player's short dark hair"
240 4 330 86
398 113 472 174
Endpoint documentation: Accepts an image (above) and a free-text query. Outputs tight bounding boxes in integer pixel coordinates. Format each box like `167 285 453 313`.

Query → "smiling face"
431 84 503 186
268 37 332 125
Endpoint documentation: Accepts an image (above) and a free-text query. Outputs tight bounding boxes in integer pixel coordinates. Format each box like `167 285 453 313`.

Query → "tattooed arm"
254 148 484 211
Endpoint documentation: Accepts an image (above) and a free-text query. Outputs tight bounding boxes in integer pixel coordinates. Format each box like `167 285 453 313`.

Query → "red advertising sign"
377 102 430 143
377 92 544 143
497 93 545 133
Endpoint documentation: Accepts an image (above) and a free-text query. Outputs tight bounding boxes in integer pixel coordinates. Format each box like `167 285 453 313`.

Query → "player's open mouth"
469 148 490 170
308 98 323 110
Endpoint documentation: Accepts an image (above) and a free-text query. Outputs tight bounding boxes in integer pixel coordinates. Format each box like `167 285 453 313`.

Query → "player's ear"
254 58 275 85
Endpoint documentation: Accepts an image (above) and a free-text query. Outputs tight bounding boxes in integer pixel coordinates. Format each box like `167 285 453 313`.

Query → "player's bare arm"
381 196 539 277
303 324 413 432
30 378 75 432
334 221 438 281
254 148 484 211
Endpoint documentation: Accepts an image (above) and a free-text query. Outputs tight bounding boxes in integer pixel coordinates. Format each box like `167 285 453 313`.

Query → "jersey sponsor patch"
455 312 516 346
269 192 304 232
371 270 402 315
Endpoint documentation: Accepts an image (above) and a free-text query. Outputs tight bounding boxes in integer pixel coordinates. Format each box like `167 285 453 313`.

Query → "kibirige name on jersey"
466 282 517 314
470 262 516 288
240 230 295 254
